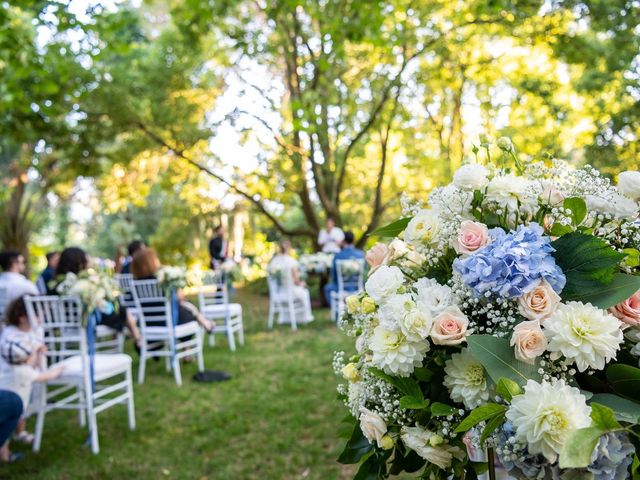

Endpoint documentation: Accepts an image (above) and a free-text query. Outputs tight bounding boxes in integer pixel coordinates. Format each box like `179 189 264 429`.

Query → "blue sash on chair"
84 308 100 448
169 289 179 362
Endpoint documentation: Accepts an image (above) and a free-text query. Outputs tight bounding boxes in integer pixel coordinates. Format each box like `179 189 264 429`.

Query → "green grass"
2 288 356 480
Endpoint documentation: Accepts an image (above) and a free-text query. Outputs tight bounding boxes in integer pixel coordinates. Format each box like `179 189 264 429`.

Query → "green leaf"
413 367 433 382
354 453 381 480
590 393 640 424
623 248 640 268
479 412 506 446
569 273 640 309
551 232 626 301
590 403 621 430
454 403 506 433
563 197 587 226
338 423 374 464
607 364 640 402
370 217 412 237
368 367 423 399
550 223 573 237
430 402 458 417
559 427 604 469
496 377 522 402
466 335 542 386
399 396 429 410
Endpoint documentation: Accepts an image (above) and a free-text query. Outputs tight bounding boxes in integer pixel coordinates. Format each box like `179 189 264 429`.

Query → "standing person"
323 231 365 302
208 225 227 268
317 218 345 254
268 240 314 324
36 251 59 294
0 250 39 302
120 240 145 275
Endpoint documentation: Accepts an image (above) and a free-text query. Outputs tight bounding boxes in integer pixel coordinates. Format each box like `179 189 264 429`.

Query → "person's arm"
35 365 64 383
317 230 327 247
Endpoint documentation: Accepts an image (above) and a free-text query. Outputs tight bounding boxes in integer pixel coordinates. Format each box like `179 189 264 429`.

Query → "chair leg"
267 303 274 330
209 331 215 348
289 302 297 331
126 367 136 430
165 355 171 372
172 356 182 386
117 332 125 353
138 347 147 385
197 331 205 372
32 407 46 453
78 387 86 427
238 319 245 346
87 390 99 454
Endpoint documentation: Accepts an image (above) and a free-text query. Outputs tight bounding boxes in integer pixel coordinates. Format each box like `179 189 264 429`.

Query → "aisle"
2 288 355 480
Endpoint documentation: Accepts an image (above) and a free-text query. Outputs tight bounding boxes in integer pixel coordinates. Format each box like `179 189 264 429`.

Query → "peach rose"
609 290 640 327
430 306 470 345
451 221 490 255
517 279 560 322
510 320 547 364
366 243 388 268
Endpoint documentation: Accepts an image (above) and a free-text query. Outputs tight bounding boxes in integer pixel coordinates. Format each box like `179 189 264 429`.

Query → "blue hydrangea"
453 222 566 299
587 432 634 480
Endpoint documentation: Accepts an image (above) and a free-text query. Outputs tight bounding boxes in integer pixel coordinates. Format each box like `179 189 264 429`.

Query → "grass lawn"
1 286 357 480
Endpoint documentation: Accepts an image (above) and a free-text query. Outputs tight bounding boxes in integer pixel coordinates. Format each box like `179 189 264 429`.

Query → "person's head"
278 239 292 255
127 240 145 257
343 231 355 246
56 247 89 276
4 297 28 329
215 224 225 236
45 251 60 269
326 218 335 230
131 248 161 279
0 250 25 273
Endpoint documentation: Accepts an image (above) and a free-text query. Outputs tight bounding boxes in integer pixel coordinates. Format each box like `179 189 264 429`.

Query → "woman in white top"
317 218 344 254
268 240 313 323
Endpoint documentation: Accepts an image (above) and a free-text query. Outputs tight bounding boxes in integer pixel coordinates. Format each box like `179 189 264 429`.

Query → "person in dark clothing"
47 247 141 344
323 231 365 301
120 240 145 275
208 225 227 269
36 251 59 294
0 390 23 463
131 248 213 331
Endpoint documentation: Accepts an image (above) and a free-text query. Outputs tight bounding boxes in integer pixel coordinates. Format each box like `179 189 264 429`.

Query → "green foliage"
338 423 374 465
563 197 587 228
466 335 542 386
607 364 640 402
370 217 412 238
454 403 506 434
496 377 522 402
551 232 627 307
590 394 640 424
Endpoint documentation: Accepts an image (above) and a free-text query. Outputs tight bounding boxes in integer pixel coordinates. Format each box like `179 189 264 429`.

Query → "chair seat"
96 325 118 338
201 303 242 317
50 353 132 383
144 321 200 339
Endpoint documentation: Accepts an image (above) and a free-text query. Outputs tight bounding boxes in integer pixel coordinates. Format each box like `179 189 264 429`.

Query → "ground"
1 285 357 480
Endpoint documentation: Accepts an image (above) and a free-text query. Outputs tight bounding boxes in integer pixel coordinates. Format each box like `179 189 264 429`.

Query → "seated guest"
0 250 38 302
268 240 313 323
0 390 22 463
317 217 344 254
0 298 65 463
120 240 145 275
47 247 142 345
36 251 59 294
323 231 365 303
131 248 214 331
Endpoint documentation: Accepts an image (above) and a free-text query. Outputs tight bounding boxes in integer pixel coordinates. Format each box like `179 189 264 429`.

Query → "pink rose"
366 243 388 268
430 306 469 345
451 221 490 255
609 290 640 327
517 279 560 322
510 320 547 364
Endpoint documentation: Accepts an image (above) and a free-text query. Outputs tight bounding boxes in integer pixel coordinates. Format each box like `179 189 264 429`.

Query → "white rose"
485 173 533 212
359 407 387 448
365 265 405 303
399 308 433 342
414 278 452 315
611 193 639 220
404 210 441 247
618 171 640 201
517 279 561 322
539 180 565 205
378 293 415 329
453 164 490 190
401 426 464 470
585 194 613 215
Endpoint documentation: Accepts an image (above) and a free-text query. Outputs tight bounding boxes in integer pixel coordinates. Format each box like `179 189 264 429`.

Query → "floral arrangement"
56 269 120 323
339 259 364 278
334 137 640 479
299 252 334 273
156 265 189 292
219 258 243 282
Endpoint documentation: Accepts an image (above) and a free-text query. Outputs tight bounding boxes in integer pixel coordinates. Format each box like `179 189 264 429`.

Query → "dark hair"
56 247 88 276
45 251 59 262
127 240 145 257
344 231 355 244
215 225 224 233
0 249 22 271
5 297 27 327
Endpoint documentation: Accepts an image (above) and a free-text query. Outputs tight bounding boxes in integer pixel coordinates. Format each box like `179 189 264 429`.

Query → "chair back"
198 271 229 308
336 258 365 295
0 287 8 329
267 266 295 304
116 273 136 309
131 279 173 332
24 295 88 366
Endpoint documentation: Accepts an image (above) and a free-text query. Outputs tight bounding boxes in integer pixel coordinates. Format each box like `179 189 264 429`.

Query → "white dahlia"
414 278 452 315
369 325 429 377
506 379 592 463
544 301 623 372
365 265 405 303
404 209 441 247
443 350 489 409
378 293 415 329
484 173 536 212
